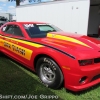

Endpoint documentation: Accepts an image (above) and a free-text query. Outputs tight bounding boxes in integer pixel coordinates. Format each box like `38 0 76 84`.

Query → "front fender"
32 47 72 72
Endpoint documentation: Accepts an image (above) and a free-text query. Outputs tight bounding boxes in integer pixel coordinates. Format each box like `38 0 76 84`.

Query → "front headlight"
78 59 94 66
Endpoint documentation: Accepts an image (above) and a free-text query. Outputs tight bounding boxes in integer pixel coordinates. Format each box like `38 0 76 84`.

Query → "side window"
13 25 23 37
2 25 7 32
2 25 14 34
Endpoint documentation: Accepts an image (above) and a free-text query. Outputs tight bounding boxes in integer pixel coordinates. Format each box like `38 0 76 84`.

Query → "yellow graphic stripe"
46 38 83 47
16 39 43 48
0 35 44 60
0 35 43 48
0 39 3 47
47 33 91 48
1 39 32 60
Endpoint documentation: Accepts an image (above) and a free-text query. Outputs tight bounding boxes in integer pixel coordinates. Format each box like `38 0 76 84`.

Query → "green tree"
8 0 42 6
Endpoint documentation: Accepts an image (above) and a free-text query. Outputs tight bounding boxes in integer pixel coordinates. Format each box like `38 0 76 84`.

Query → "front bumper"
64 63 100 91
67 79 100 91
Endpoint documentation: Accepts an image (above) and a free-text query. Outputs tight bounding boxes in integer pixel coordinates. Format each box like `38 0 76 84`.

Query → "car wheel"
36 57 63 89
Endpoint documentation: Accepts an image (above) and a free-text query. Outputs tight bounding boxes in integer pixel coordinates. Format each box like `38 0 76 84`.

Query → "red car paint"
0 22 100 91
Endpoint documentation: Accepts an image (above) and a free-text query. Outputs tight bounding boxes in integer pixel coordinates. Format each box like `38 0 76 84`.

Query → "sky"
0 0 53 15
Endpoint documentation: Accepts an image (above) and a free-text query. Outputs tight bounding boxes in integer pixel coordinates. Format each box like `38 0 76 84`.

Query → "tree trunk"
16 0 20 6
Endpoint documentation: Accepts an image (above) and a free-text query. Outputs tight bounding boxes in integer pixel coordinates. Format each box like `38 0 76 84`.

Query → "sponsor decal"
44 58 56 70
3 40 32 60
0 35 43 60
24 24 34 28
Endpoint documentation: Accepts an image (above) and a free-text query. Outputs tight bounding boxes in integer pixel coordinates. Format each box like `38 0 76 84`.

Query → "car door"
0 24 14 53
0 24 33 68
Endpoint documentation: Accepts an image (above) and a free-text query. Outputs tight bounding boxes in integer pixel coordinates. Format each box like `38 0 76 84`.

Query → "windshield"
23 23 62 38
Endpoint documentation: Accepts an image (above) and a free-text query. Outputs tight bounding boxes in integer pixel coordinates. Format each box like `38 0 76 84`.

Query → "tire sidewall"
36 57 63 89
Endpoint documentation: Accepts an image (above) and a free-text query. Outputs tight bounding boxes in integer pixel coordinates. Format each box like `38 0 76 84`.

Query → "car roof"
7 21 47 24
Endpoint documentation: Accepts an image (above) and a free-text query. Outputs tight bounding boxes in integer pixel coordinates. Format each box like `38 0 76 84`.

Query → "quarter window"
2 25 23 37
2 25 13 34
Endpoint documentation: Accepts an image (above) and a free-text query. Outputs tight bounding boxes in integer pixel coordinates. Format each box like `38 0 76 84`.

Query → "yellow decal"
0 39 3 47
47 33 91 48
0 35 44 60
0 35 43 48
2 40 32 60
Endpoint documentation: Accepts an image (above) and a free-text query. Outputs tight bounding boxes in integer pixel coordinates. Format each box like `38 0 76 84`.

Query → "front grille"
94 58 100 63
91 74 100 82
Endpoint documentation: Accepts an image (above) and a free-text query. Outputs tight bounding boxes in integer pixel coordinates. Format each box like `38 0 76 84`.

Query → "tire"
36 57 63 89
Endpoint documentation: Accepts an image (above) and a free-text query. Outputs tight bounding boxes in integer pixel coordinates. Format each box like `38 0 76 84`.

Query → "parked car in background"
0 16 9 27
1 22 100 92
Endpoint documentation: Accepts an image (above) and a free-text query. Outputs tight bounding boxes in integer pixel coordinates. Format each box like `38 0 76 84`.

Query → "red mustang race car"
0 22 100 92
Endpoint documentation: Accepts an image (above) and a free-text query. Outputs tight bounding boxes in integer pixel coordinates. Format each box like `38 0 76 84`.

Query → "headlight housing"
78 59 94 66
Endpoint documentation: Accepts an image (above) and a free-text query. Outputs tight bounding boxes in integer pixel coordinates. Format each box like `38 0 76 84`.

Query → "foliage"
8 0 41 6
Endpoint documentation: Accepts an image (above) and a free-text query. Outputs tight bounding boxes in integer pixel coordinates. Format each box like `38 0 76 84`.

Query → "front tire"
36 57 63 89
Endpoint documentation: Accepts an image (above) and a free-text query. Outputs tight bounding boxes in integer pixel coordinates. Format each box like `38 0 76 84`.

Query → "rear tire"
36 57 63 89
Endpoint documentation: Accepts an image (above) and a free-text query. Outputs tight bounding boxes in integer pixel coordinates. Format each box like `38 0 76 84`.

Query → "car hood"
31 32 100 59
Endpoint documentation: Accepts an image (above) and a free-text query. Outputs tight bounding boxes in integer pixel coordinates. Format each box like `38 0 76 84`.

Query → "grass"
0 55 100 100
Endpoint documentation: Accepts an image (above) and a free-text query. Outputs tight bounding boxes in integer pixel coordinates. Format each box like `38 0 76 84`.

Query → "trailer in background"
12 15 16 21
0 16 8 27
0 13 12 21
16 0 100 37
0 13 13 27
